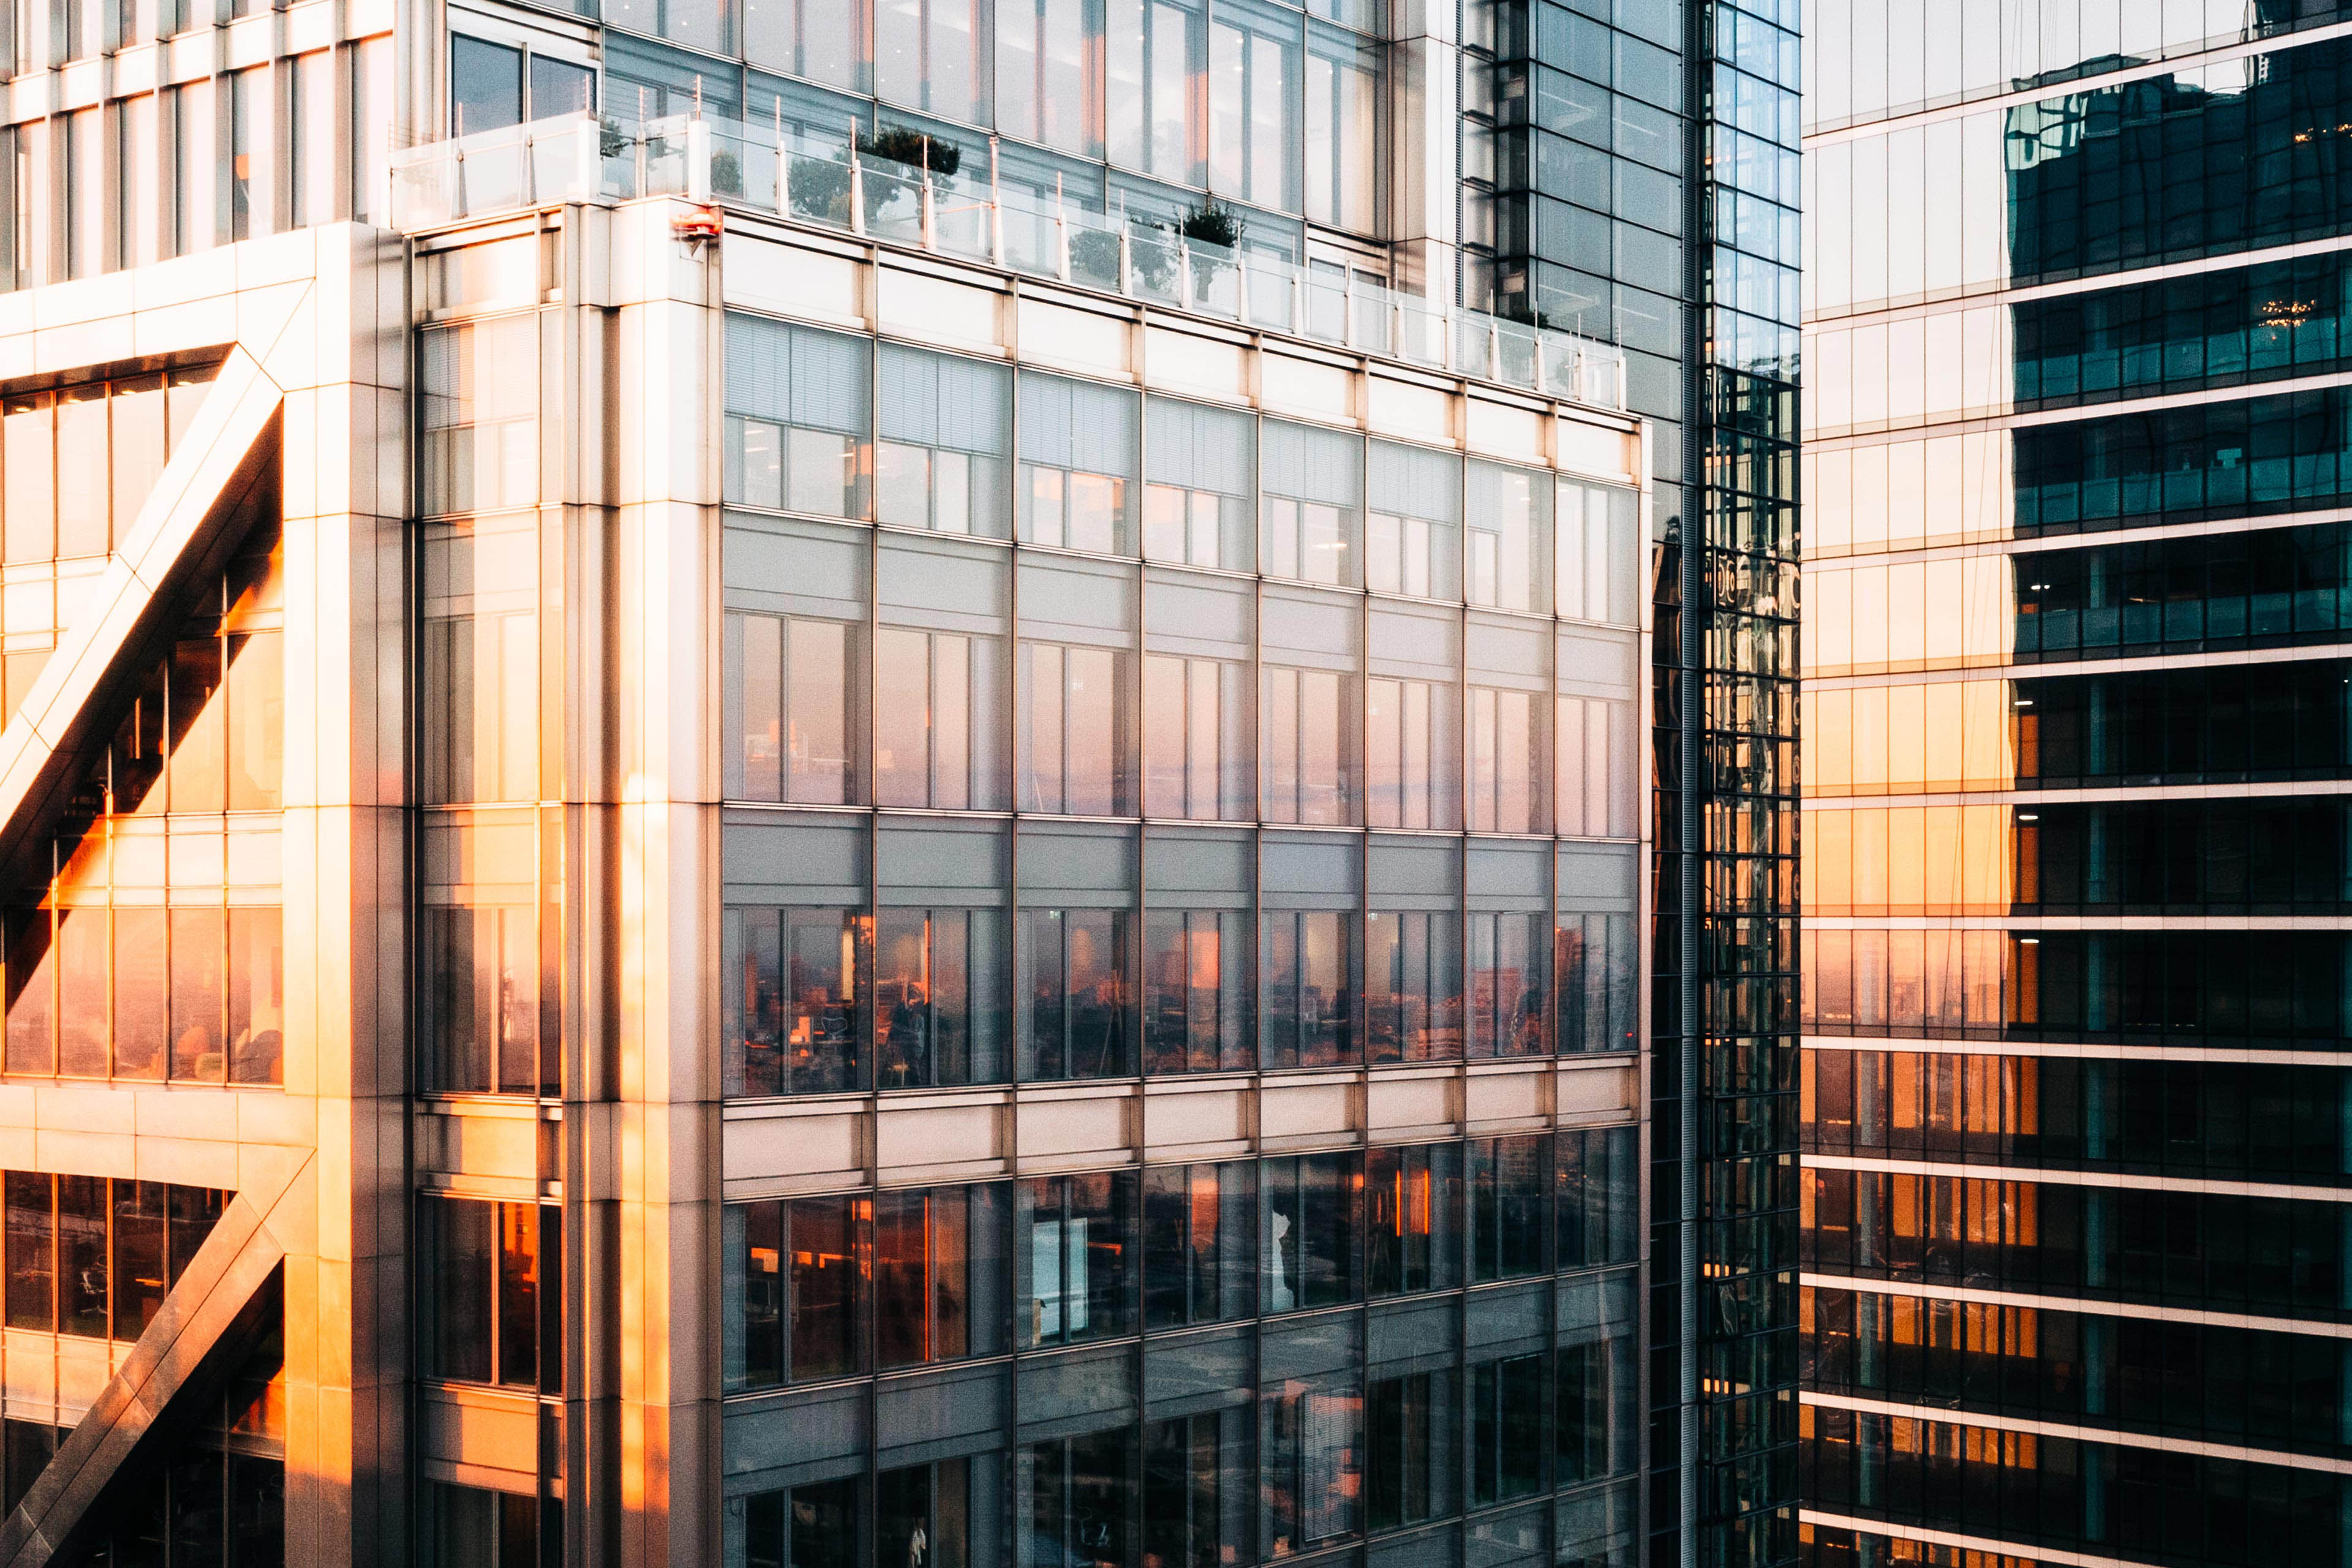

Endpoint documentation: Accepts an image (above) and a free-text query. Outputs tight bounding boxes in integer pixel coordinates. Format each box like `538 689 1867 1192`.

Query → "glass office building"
1801 4 2352 1567
0 0 1793 1561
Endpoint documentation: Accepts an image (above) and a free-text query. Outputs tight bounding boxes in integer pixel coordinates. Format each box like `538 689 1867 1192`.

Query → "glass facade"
1646 0 1804 1565
702 284 1651 1562
722 1134 1642 1565
0 0 1800 1539
1802 7 2352 1566
708 306 1647 1110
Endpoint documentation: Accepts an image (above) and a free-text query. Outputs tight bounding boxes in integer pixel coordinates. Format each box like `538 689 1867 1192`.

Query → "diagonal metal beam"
0 345 285 883
0 1149 308 1568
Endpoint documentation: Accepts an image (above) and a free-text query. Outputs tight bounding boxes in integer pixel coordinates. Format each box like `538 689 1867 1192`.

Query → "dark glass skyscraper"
0 0 1798 1555
1802 5 2352 1566
1492 1 1806 1564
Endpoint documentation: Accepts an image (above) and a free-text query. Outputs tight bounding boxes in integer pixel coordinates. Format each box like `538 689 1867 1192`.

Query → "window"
1366 1141 1461 1295
451 36 526 134
1557 480 1639 625
55 382 106 556
119 96 162 269
723 906 870 1095
1261 910 1354 1068
2 394 50 562
875 1183 1010 1367
1558 1126 1638 1269
1557 1272 1638 1483
1144 398 1254 571
1107 0 1205 186
116 0 159 48
1305 29 1379 232
1467 685 1542 834
53 1177 97 1338
425 1485 550 1568
423 1196 559 1393
1556 911 1637 1054
747 0 865 86
62 0 96 62
1366 676 1456 829
1366 1367 1457 1532
875 907 1009 1087
1469 1134 1548 1281
1144 655 1250 820
0 1174 220 1340
726 315 872 518
173 81 214 257
1262 666 1356 824
1143 1159 1254 1328
1029 1427 1136 1565
288 51 336 230
1468 461 1550 614
1142 908 1251 1072
530 56 594 116
1468 910 1547 1058
1019 908 1134 1080
1144 1396 1253 1568
875 626 1005 810
445 41 597 138
3 525 285 1090
1556 695 1635 838
998 0 1103 156
1 1173 50 1331
0 369 198 565
881 1460 990 1568
1019 1171 1137 1346
725 611 860 804
422 318 539 515
1262 420 1360 587
420 905 549 1095
1020 643 1134 815
229 69 266 243
1208 0 1300 212
608 0 729 56
878 345 1011 537
741 1479 861 1568
875 0 987 123
1469 1351 1547 1504
1264 1151 1361 1312
725 1194 866 1388
1365 910 1461 1063
421 516 541 805
1366 442 1461 601
63 110 98 281
1260 1317 1363 1550
113 369 170 529
1020 375 1137 553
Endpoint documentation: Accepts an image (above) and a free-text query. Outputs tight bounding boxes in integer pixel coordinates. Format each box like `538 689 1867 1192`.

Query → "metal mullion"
1355 438 1373 1074
866 341 883 1109
99 1175 112 1348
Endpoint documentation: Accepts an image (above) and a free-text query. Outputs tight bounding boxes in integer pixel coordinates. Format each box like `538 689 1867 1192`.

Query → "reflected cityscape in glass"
1803 4 2352 1566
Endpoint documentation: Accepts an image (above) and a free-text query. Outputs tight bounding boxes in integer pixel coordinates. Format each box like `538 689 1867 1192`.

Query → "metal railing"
391 111 1629 411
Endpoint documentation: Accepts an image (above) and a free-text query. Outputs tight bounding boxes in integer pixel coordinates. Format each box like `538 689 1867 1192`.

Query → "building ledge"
390 111 1629 413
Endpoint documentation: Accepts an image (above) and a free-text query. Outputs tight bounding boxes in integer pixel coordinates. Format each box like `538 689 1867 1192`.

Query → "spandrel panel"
1262 419 1363 589
726 314 872 519
1367 439 1463 602
1020 374 1139 554
1145 397 1256 571
1466 461 1551 616
878 344 1012 538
